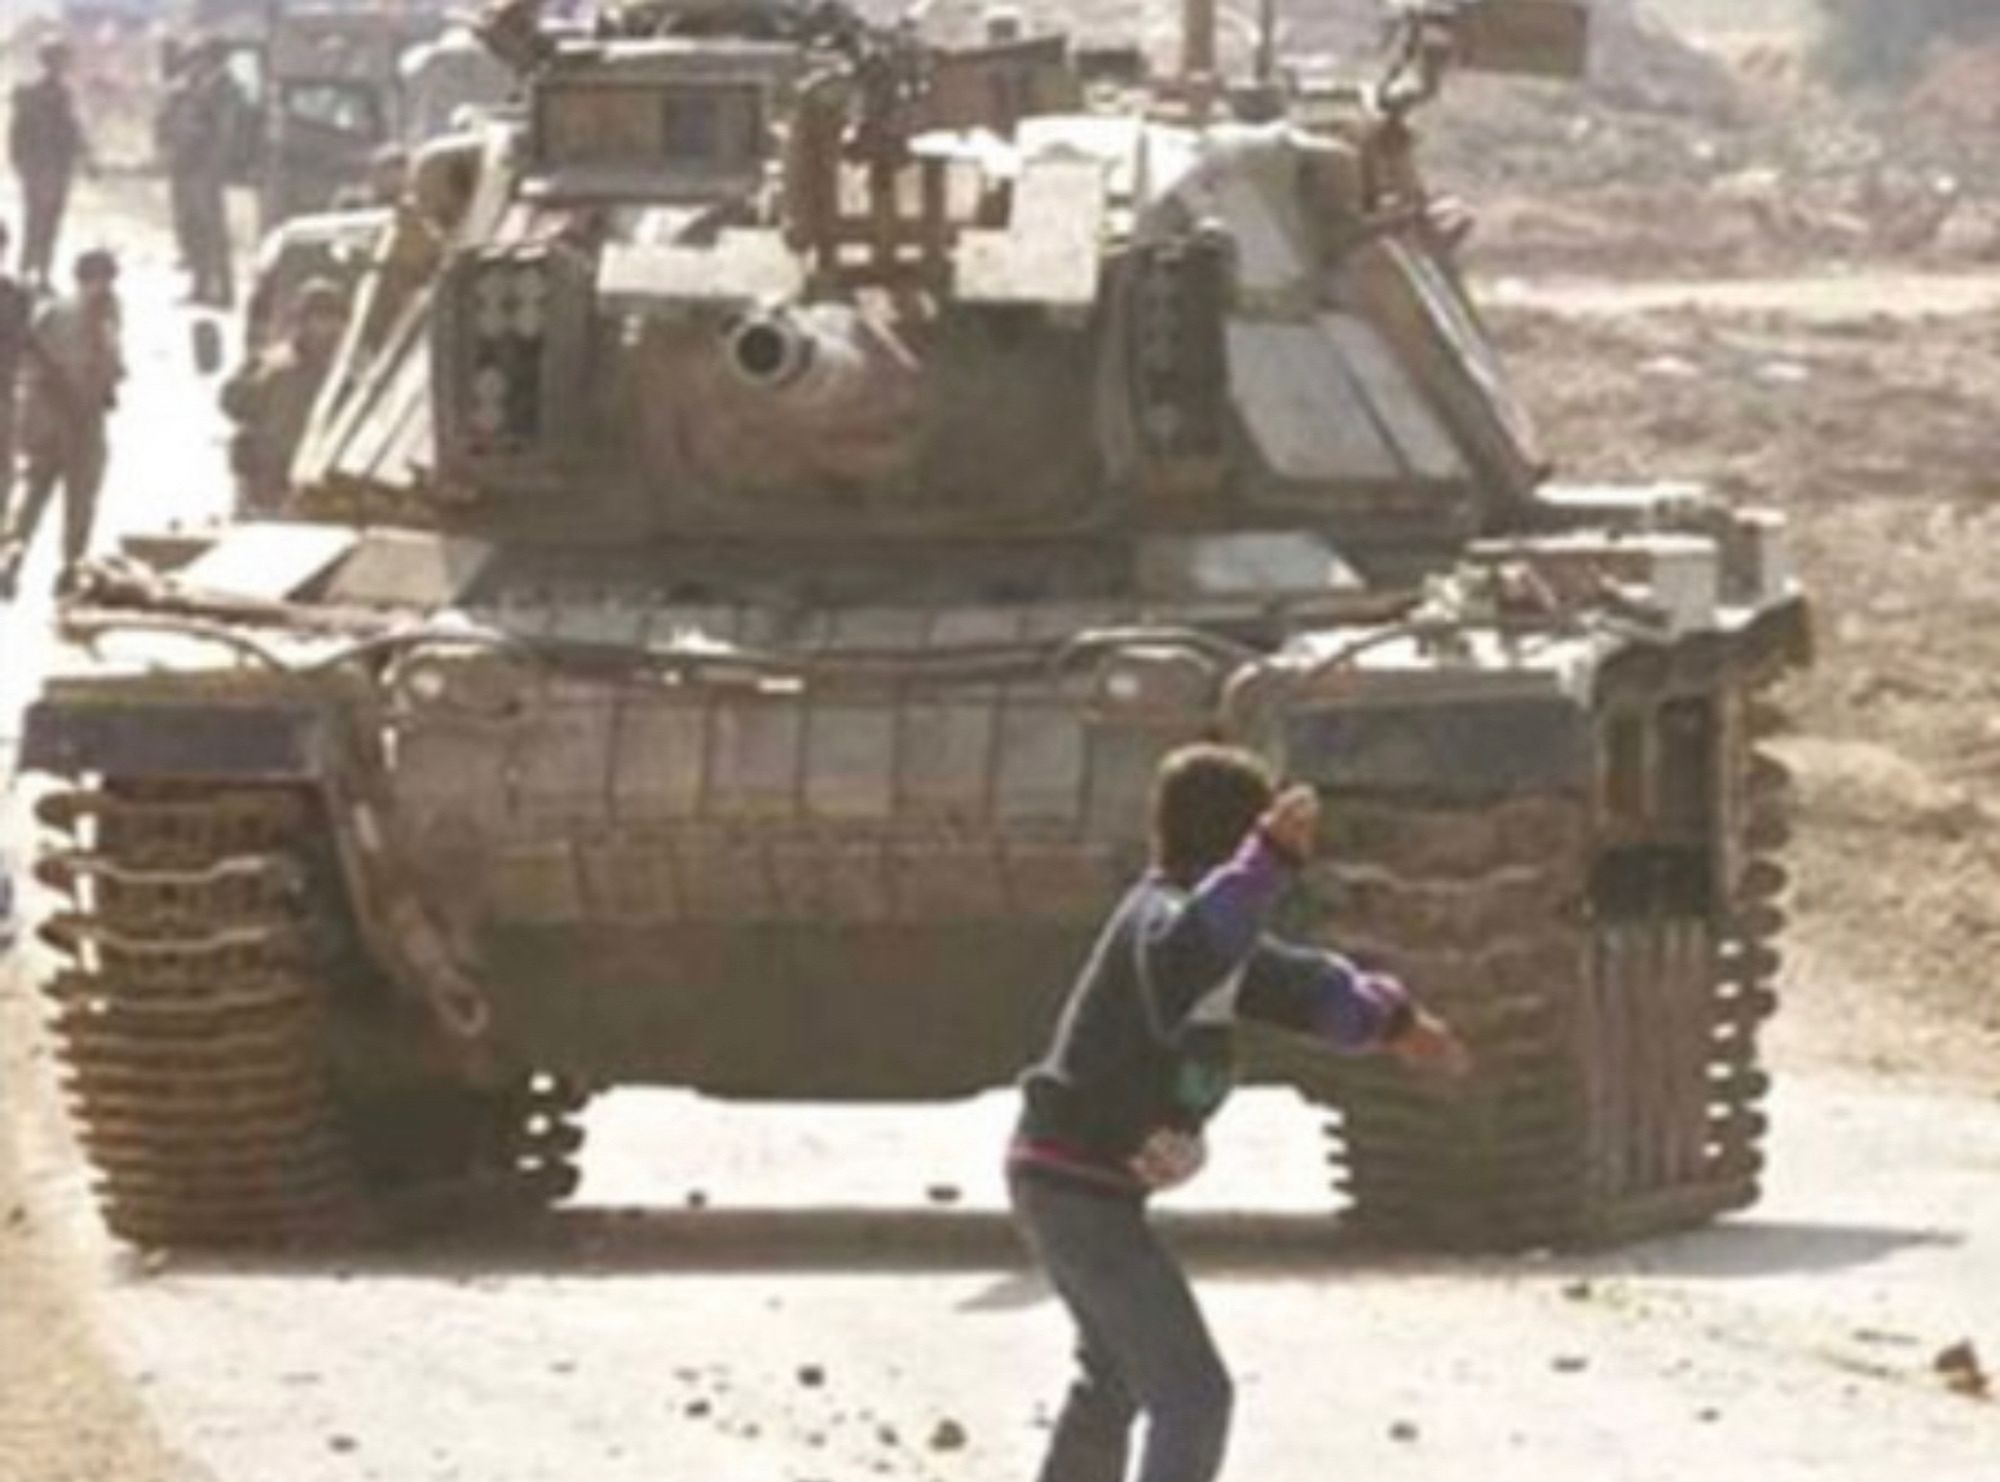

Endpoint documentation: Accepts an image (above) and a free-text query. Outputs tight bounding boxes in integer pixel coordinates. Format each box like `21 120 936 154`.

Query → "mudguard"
20 700 330 780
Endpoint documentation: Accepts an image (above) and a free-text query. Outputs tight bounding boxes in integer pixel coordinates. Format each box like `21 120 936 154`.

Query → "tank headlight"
403 663 450 704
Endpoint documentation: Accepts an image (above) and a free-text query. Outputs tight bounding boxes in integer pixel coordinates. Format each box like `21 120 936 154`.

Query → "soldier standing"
8 42 90 290
154 40 199 281
220 278 347 516
163 40 244 308
0 249 123 600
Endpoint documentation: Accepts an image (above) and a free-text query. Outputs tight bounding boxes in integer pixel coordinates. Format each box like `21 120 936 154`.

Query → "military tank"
22 0 1809 1251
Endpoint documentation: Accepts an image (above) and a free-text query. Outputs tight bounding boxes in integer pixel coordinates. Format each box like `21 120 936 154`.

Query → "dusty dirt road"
5 141 2000 1482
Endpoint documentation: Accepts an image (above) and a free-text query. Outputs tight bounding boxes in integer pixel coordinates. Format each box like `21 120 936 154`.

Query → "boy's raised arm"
1132 788 1319 1036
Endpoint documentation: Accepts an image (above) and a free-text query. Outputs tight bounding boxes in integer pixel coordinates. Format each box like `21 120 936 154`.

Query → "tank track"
34 781 586 1249
1291 681 1792 1250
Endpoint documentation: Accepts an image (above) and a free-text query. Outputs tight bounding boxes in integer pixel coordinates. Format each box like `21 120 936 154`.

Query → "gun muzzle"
726 311 814 390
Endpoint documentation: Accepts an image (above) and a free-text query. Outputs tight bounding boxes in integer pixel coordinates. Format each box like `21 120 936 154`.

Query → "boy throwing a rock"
1010 743 1470 1482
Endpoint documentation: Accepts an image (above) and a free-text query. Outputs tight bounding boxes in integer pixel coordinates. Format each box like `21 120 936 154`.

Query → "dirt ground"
0 980 196 1482
3 7 2000 1478
1489 288 2000 1091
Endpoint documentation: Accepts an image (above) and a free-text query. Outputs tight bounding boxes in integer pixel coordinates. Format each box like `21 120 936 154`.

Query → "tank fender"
20 699 330 781
1279 694 1595 799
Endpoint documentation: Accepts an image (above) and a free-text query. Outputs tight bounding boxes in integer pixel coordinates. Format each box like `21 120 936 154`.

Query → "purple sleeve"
1237 940 1413 1052
1131 830 1291 1037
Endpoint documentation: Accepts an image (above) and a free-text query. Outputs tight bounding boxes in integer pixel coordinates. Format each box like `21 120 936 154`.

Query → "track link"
1297 793 1599 1248
37 786 368 1248
36 781 586 1249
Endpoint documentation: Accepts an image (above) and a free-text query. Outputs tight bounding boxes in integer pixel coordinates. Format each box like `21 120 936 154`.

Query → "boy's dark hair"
1151 744 1276 885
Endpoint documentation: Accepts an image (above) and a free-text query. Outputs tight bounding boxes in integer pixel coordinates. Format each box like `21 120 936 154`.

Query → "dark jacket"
9 75 85 178
1013 831 1410 1193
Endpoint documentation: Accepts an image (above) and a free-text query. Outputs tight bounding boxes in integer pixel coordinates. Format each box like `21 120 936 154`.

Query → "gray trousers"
1010 1171 1233 1482
10 419 106 572
0 395 14 524
18 168 71 287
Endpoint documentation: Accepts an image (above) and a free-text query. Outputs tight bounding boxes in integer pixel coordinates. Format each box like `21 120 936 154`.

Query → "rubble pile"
1426 54 2000 272
1587 2 1746 119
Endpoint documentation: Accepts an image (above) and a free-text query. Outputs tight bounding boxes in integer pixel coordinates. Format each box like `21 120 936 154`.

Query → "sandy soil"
0 958 198 1482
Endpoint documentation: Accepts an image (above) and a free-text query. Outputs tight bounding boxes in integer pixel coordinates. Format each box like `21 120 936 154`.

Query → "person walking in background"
9 42 90 290
0 220 33 549
0 249 122 600
220 277 348 515
154 38 199 281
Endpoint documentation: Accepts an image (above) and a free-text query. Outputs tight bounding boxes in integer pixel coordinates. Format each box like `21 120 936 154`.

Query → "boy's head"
1151 744 1275 885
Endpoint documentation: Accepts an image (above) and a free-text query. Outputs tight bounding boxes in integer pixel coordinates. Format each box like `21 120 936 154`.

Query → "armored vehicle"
23 0 1808 1251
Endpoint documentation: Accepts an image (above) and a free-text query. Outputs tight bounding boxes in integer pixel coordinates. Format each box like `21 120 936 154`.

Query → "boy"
1009 743 1469 1482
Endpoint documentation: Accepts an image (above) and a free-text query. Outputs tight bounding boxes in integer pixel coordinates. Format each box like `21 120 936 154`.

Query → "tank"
21 0 1809 1251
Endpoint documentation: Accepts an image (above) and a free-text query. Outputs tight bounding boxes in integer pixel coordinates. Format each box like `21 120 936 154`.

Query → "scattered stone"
1640 354 1700 382
797 1363 826 1388
550 1359 576 1376
327 1434 358 1454
685 1399 712 1419
686 1190 709 1210
1697 1407 1721 1424
5 1203 25 1230
929 1418 969 1451
1754 360 1813 388
1934 1340 1990 1399
926 1183 962 1205
138 1249 170 1277
1853 1327 1920 1347
1388 1419 1420 1443
1552 1354 1590 1374
1560 1278 1594 1302
876 1423 901 1448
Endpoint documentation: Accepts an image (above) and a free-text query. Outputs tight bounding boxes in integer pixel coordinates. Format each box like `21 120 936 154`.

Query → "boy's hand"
1259 785 1321 864
1390 1010 1473 1080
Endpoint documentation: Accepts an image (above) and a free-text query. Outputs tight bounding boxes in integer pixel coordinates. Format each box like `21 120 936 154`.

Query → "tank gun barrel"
723 307 878 400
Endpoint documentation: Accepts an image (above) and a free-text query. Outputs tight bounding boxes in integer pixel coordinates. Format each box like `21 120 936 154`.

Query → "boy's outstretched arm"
1238 939 1472 1075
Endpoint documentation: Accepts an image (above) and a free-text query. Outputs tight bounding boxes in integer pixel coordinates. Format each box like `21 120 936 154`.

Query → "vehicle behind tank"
22 0 1808 1252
